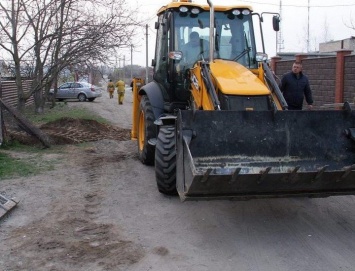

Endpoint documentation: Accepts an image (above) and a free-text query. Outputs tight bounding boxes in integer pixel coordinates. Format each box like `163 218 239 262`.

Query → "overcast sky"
125 0 355 67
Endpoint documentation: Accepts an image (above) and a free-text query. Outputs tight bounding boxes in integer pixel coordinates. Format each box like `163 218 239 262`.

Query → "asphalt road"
82 87 355 271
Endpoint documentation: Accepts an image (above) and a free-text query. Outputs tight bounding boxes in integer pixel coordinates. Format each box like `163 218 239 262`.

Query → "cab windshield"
173 9 257 68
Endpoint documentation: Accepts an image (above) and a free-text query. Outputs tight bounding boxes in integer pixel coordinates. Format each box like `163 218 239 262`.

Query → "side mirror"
273 16 280 31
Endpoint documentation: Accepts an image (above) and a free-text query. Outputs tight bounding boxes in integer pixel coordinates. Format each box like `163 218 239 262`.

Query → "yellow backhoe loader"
131 0 355 201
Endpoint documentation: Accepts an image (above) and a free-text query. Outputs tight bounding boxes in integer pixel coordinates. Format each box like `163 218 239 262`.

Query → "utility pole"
307 0 310 52
123 55 126 80
277 0 284 53
145 24 149 83
130 44 133 80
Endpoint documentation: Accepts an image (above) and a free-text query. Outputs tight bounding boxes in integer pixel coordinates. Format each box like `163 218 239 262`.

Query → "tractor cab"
152 2 263 103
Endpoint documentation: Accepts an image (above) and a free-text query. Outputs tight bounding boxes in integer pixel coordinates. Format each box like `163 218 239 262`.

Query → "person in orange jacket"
115 79 125 104
107 79 115 99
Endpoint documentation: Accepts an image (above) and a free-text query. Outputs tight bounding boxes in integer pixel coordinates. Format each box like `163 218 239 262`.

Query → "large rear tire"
137 95 156 165
155 125 178 195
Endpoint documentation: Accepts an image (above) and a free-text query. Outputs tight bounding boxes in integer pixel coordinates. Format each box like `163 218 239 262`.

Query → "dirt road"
1 89 355 271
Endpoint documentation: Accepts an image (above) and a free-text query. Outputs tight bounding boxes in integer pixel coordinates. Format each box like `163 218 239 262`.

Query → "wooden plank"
0 195 19 219
0 98 51 148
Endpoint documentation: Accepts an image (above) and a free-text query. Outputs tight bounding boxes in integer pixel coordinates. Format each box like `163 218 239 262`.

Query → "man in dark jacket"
280 62 313 110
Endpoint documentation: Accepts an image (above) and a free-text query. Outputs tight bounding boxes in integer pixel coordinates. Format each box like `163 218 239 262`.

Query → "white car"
49 82 102 102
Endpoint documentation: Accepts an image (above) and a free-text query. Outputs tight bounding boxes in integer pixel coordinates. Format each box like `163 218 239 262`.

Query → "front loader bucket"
176 108 355 201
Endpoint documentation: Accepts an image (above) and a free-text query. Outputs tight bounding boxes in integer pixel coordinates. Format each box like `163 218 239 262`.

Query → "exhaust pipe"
207 0 214 62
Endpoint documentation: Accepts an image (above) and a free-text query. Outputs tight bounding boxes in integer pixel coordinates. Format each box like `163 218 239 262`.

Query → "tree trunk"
34 90 44 114
33 68 44 114
14 60 25 112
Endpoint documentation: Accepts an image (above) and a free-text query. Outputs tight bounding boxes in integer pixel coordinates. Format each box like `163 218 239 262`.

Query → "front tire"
137 95 156 165
78 93 86 102
155 125 177 195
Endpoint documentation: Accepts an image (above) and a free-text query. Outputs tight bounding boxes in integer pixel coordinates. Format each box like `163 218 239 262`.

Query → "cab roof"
157 1 253 15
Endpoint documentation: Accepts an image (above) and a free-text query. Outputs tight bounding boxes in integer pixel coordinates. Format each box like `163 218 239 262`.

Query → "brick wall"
302 57 336 106
274 60 292 80
273 51 355 108
344 54 355 104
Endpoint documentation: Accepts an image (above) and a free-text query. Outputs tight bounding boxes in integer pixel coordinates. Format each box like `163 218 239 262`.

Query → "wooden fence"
0 79 34 107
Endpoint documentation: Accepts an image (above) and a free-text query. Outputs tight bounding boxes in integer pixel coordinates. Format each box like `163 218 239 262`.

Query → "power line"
240 0 355 8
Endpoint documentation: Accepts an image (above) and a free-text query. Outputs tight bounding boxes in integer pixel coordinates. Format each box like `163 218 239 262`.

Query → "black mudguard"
139 81 165 120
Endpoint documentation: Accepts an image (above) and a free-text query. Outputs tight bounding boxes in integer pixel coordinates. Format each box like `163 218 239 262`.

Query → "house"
0 59 13 78
319 36 355 53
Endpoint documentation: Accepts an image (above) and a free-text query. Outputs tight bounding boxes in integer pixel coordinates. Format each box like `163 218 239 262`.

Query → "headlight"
232 9 241 16
191 8 200 14
179 6 188 13
256 52 268 62
242 9 250 15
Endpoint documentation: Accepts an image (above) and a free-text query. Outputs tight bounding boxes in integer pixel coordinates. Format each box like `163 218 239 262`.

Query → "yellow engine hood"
209 60 270 95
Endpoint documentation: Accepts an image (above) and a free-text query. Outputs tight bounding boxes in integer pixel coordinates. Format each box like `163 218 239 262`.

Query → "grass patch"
0 150 56 180
0 152 35 179
24 102 108 125
1 140 42 152
1 102 102 179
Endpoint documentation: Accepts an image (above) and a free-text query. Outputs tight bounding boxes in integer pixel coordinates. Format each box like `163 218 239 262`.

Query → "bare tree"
344 14 355 32
0 0 32 110
0 0 144 112
321 17 332 43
